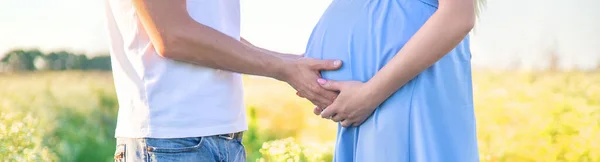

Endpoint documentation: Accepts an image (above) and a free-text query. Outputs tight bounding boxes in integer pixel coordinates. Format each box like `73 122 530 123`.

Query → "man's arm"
132 0 340 108
134 0 283 78
240 37 302 59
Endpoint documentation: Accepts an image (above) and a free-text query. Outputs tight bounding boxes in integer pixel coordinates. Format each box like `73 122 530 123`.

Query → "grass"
0 71 599 161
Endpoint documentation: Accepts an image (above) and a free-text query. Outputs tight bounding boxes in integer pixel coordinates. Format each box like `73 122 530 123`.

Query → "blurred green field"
1 71 599 162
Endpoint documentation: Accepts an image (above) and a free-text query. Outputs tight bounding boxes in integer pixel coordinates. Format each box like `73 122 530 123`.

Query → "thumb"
311 59 342 70
317 78 343 91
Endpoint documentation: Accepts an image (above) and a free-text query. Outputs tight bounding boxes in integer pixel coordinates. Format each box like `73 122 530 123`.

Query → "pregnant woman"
302 0 479 161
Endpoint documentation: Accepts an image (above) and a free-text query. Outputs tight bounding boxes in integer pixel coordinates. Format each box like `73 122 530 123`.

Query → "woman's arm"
318 0 475 127
361 0 475 106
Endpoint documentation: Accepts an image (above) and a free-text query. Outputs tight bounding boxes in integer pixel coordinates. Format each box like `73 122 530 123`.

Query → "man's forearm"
132 0 342 109
240 37 302 59
133 0 287 79
160 24 289 80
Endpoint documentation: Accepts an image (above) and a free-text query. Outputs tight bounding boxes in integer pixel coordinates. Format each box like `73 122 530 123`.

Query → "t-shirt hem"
115 122 248 138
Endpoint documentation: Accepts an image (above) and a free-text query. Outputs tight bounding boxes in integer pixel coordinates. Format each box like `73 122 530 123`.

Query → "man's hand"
279 58 342 109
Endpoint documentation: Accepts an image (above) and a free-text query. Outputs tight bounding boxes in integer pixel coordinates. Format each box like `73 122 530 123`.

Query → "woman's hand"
317 78 380 127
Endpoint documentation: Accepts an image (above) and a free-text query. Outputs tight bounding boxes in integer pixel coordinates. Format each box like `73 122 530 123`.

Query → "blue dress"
303 0 479 161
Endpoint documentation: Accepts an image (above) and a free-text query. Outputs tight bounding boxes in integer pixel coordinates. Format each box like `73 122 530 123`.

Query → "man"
105 0 340 161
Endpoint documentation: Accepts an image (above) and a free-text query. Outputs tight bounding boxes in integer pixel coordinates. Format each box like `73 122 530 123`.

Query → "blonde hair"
474 0 486 19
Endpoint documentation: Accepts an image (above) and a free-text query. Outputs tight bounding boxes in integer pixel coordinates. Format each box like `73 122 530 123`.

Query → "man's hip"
114 132 245 162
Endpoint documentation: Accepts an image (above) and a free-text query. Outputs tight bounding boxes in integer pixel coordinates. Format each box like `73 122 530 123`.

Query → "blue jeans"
114 135 245 162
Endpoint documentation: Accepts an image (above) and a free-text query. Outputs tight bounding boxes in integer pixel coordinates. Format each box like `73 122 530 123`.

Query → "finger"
309 100 329 111
310 59 342 70
341 120 352 127
331 114 345 122
317 78 344 91
316 87 338 102
311 100 331 111
306 93 331 109
313 88 337 105
313 107 323 115
302 91 323 106
296 92 305 98
352 119 367 127
305 86 333 108
320 104 337 118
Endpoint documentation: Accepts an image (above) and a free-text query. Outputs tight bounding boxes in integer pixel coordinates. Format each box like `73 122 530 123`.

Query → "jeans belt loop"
219 133 235 140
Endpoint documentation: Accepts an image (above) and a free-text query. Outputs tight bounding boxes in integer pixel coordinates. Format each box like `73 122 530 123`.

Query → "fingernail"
333 60 341 66
317 78 327 85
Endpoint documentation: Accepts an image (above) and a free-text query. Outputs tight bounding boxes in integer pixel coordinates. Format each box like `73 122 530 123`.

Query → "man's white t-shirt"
105 0 246 138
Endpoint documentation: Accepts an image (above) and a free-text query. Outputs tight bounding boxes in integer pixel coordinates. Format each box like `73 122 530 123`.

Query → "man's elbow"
155 44 177 59
154 33 185 59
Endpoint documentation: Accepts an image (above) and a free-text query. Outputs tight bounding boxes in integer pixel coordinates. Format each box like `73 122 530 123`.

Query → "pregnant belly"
304 31 401 82
303 35 357 81
303 20 410 82
302 1 434 82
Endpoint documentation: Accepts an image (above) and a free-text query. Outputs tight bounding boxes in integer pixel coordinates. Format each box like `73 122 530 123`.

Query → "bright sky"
1 0 599 70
